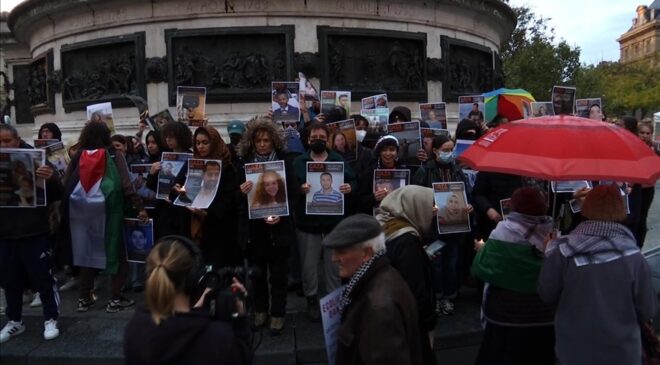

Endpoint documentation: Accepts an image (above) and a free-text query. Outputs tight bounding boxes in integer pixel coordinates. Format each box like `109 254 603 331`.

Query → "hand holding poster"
551 86 576 115
321 91 351 115
173 159 222 209
327 119 358 162
306 162 344 215
272 81 301 124
87 102 115 134
531 102 554 117
433 182 471 234
245 161 289 219
419 102 448 129
387 121 422 166
320 287 344 365
177 86 206 127
157 152 193 200
575 98 602 120
123 218 154 264
0 149 37 208
130 164 157 209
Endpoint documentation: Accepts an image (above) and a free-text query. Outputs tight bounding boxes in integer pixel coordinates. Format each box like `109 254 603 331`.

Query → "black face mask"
310 139 327 154
229 134 242 146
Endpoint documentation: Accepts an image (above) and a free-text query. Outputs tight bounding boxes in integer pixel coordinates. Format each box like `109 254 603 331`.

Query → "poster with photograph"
327 119 358 162
531 102 554 117
551 86 576 115
421 128 450 156
454 139 475 158
87 102 115 133
361 94 388 110
306 162 344 215
123 218 154 264
433 182 471 234
500 198 512 220
34 139 59 148
299 72 319 101
321 91 351 115
173 159 222 209
130 164 157 209
272 81 301 124
361 108 389 135
387 121 422 166
44 142 68 177
522 100 532 119
245 161 289 220
147 109 175 132
576 98 602 120
458 95 485 122
156 152 193 200
0 149 37 208
373 169 410 195
19 149 46 206
419 102 448 129
176 86 206 127
551 180 592 193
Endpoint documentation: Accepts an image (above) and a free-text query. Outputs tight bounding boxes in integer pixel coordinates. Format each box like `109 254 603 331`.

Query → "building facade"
618 1 660 65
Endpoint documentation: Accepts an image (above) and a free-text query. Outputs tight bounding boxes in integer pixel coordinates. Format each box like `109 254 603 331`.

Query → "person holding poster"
357 135 407 214
321 214 423 365
237 117 297 335
293 122 356 322
172 126 242 268
0 124 63 343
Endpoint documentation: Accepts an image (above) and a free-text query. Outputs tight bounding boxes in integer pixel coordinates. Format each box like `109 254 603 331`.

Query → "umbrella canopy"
458 115 660 185
483 88 535 123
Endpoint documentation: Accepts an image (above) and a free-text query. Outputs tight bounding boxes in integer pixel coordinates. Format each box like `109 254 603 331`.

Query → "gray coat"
538 239 657 365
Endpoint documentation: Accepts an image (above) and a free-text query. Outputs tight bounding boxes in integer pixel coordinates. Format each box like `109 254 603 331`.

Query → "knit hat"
374 135 399 155
510 187 548 216
322 214 383 249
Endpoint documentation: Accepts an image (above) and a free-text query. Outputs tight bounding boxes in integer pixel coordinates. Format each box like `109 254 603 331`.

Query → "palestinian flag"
69 149 124 274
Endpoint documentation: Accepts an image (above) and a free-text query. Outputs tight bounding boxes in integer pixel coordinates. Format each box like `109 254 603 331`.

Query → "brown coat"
336 256 423 365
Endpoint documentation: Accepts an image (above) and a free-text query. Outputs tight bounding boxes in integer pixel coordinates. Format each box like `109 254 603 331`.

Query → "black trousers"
475 322 555 365
251 254 289 317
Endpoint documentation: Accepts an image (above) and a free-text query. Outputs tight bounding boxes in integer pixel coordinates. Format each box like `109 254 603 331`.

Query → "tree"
501 6 581 101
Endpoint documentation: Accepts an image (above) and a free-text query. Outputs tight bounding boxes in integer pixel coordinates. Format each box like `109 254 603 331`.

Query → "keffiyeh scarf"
340 249 386 314
252 150 277 163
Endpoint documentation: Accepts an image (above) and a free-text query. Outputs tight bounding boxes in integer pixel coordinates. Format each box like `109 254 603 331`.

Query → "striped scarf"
340 249 386 313
545 220 638 266
252 150 277 163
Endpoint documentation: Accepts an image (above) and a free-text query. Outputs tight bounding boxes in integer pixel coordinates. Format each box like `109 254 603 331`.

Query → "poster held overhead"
551 86 576 115
272 81 301 124
531 102 554 117
419 102 448 129
87 102 116 133
327 119 358 162
176 86 206 127
575 98 602 120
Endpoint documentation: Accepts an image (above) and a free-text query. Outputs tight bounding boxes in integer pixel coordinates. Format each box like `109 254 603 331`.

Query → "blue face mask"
436 151 454 164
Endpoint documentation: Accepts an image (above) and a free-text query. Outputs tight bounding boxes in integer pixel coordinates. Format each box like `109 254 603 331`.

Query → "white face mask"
356 130 367 142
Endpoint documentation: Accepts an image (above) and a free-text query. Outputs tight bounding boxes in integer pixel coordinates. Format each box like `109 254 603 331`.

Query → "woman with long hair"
251 170 287 209
123 237 251 365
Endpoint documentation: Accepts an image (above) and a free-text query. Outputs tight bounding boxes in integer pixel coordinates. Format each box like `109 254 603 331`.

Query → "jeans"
296 230 340 297
432 240 460 299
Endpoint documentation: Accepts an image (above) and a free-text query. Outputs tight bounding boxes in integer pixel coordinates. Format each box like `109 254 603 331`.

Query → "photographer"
123 237 251 365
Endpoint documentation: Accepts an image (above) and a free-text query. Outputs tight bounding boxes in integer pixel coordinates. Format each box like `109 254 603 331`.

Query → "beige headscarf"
375 185 434 242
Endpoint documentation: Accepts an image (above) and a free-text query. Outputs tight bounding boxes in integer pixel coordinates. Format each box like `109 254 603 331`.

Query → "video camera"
196 261 260 321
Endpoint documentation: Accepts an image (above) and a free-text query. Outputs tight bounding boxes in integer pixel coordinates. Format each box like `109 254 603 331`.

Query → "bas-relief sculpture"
441 36 496 102
26 50 55 115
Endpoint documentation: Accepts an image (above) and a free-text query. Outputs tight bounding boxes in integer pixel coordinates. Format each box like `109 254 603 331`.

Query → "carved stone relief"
27 49 55 115
441 36 494 102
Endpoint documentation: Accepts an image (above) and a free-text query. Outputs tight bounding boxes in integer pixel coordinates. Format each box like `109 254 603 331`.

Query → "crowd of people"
0 98 659 365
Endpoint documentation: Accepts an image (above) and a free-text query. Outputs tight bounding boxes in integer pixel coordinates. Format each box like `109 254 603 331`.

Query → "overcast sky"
2 0 641 65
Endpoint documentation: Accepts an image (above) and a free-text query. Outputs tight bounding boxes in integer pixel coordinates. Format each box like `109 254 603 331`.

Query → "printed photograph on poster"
34 139 59 148
522 100 532 119
306 162 344 215
575 98 602 120
373 169 410 195
551 180 592 193
156 152 193 200
176 86 206 127
0 149 37 208
387 121 422 166
327 119 357 162
123 218 154 264
500 198 512 220
655 120 660 142
321 91 351 115
421 128 450 156
272 81 301 124
361 108 389 135
361 94 388 110
130 164 157 209
458 95 485 122
87 102 115 133
569 198 582 214
147 109 175 131
531 102 554 117
454 139 475 158
44 142 68 177
299 72 319 101
17 149 46 206
433 182 471 234
551 86 576 115
245 161 289 220
419 103 448 129
174 159 222 209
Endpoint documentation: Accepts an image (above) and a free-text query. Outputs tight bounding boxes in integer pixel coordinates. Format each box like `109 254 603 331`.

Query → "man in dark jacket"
0 124 62 343
323 214 423 365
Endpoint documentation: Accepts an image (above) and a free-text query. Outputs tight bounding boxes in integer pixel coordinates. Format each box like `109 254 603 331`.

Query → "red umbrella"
458 115 660 185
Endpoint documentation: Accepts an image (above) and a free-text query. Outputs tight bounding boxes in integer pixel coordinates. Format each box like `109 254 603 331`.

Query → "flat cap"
322 214 383 249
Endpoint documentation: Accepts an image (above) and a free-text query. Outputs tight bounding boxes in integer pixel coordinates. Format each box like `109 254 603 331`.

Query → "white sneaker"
43 319 59 341
0 320 26 343
30 293 42 308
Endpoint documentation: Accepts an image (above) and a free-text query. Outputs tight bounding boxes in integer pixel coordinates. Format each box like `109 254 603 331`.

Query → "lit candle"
266 216 275 222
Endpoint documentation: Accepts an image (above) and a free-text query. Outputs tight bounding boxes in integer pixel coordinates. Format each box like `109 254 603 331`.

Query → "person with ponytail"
124 237 251 365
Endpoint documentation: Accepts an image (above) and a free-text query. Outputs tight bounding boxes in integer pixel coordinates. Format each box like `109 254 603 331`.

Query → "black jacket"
124 307 251 365
356 158 407 215
471 172 524 238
